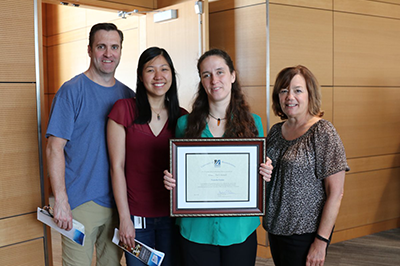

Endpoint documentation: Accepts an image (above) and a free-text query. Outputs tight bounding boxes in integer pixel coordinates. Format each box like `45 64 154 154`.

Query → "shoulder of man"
114 79 135 97
56 73 87 96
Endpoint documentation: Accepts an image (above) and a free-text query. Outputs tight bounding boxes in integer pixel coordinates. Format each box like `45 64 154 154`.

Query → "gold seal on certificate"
169 138 266 217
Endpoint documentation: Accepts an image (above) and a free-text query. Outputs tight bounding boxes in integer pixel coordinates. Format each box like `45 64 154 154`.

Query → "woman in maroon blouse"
107 47 187 266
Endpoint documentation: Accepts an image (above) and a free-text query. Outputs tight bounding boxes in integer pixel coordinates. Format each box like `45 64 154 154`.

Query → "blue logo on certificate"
214 159 221 167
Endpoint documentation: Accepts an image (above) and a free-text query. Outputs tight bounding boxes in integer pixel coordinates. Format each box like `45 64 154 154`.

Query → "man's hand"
53 197 73 231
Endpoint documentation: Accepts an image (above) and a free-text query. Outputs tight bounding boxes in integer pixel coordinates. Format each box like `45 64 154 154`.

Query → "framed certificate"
169 138 266 217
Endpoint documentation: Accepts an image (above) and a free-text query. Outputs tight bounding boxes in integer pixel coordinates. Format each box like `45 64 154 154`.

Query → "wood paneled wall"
0 0 46 265
208 0 400 259
5 0 397 263
145 0 209 110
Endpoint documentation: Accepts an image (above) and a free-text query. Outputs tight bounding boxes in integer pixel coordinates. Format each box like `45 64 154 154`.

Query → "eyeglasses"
40 205 54 218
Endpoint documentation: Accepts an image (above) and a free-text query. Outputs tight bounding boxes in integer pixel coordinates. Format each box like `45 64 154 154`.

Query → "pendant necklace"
151 107 162 121
209 113 226 126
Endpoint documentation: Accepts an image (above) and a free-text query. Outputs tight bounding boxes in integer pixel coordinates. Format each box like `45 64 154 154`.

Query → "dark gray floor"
51 219 399 266
255 228 400 266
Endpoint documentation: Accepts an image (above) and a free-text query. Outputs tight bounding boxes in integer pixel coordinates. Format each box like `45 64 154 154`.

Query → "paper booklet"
37 207 86 246
112 228 165 266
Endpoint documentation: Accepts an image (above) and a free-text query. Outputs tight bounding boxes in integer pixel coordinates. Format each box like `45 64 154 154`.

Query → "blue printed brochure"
112 228 165 266
37 207 85 246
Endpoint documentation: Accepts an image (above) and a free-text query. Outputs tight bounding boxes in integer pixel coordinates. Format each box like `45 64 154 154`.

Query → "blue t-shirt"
46 73 135 210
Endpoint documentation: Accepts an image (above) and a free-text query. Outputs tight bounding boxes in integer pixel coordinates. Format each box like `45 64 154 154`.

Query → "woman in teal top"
164 49 273 266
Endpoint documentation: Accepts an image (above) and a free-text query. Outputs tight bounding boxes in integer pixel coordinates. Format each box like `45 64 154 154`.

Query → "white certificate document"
186 153 250 202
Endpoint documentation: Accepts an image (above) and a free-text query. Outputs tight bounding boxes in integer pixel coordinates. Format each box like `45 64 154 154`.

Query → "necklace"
151 107 162 121
209 113 226 126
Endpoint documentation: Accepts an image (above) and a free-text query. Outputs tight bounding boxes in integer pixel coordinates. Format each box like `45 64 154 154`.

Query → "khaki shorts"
61 201 122 266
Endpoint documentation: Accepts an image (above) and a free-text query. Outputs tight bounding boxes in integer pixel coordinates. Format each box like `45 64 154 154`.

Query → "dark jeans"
125 216 180 266
179 230 257 266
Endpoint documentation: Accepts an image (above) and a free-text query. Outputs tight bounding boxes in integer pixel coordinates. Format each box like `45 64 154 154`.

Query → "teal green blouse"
175 114 264 246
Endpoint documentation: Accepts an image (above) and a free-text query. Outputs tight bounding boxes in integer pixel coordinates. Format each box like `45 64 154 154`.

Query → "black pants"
180 231 257 266
268 232 331 266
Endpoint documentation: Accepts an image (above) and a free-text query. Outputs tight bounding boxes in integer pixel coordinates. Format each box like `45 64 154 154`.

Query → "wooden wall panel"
114 27 140 90
0 214 43 247
0 0 35 82
336 168 400 231
256 218 268 244
146 1 205 110
156 0 211 52
0 239 45 266
43 32 49 125
0 1 45 264
380 0 400 4
348 154 400 174
256 221 272 258
46 94 56 124
112 17 141 90
378 0 400 4
334 87 400 158
86 8 124 27
90 0 154 7
334 12 400 86
243 86 267 132
209 0 264 12
335 0 400 19
45 4 87 36
47 39 89 93
270 4 332 86
209 4 266 87
332 218 400 243
0 84 42 218
157 0 193 8
45 4 89 95
268 86 281 129
270 0 332 9
321 87 333 123
46 27 87 47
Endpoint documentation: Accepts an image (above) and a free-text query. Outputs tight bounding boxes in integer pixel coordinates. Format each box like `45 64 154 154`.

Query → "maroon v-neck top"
109 98 187 217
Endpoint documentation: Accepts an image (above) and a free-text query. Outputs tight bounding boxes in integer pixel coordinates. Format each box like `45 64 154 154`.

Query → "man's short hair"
88 23 123 48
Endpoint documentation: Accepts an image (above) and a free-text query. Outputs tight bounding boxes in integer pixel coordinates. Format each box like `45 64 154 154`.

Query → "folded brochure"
37 207 85 246
112 228 164 266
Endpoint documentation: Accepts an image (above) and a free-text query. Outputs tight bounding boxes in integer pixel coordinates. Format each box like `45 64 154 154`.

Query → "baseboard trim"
331 218 400 243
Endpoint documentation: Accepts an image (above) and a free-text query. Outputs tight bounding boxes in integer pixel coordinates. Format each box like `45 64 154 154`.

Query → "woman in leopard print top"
263 65 349 266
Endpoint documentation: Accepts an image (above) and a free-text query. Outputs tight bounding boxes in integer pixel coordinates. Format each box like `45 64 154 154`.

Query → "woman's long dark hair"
134 47 181 130
185 49 258 138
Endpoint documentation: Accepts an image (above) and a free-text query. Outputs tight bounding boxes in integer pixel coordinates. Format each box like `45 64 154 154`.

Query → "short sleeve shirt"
108 98 188 217
263 119 348 235
46 73 135 209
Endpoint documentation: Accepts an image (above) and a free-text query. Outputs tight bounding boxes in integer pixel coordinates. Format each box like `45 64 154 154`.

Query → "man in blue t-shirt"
46 23 135 265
